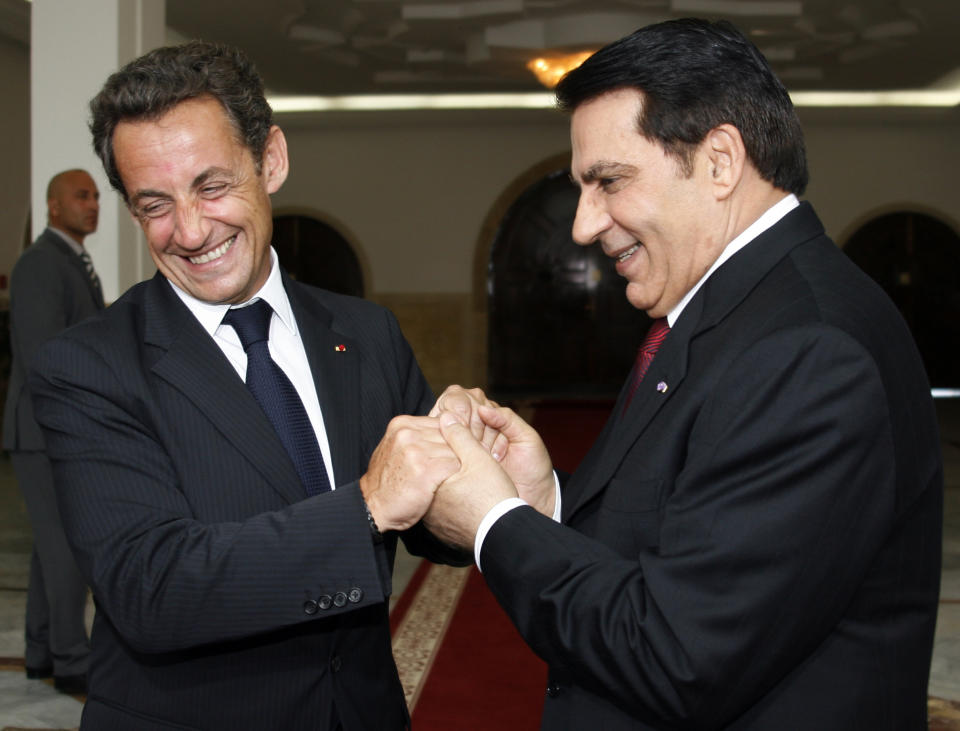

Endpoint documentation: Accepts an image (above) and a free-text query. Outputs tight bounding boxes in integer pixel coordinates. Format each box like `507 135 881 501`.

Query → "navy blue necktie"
224 300 331 496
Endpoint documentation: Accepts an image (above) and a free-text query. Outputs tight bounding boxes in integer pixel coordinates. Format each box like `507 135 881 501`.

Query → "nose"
172 202 210 251
571 188 610 247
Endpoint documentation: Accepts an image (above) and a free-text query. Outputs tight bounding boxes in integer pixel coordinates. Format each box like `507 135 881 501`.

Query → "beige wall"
0 36 30 280
273 110 571 295
1 36 958 391
800 108 960 242
272 106 960 391
273 107 960 297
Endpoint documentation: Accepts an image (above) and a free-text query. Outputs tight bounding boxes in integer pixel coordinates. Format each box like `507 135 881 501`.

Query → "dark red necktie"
623 318 670 412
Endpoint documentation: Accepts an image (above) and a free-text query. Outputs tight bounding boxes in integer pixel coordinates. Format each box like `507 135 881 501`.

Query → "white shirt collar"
666 194 799 327
168 247 297 338
46 226 85 256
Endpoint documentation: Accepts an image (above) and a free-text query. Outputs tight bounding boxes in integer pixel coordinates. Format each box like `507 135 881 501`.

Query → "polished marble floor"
0 400 958 728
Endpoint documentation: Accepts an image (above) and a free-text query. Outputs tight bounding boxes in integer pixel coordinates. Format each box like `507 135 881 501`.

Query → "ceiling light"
526 51 595 88
267 93 556 112
789 89 960 107
267 71 960 113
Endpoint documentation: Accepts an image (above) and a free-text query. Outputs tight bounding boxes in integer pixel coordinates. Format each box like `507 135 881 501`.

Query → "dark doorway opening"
488 170 650 399
844 211 960 387
272 214 364 298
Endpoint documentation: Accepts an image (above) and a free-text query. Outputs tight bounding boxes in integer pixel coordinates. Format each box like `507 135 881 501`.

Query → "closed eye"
200 183 228 197
137 200 171 219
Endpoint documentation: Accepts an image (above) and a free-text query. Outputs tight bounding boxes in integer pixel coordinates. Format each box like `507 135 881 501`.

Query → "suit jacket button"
546 682 562 697
318 594 333 610
303 599 319 615
331 655 342 672
348 587 363 604
333 591 348 608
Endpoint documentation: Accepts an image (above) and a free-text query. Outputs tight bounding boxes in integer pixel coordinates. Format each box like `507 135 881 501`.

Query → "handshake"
359 386 556 550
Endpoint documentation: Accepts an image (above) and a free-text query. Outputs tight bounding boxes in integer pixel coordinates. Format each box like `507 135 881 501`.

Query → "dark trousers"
11 451 90 676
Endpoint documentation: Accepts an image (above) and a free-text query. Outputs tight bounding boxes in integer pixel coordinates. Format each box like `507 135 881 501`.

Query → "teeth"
189 236 236 265
618 245 639 262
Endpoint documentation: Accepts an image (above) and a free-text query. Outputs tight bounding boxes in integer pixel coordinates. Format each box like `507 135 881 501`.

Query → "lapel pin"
334 344 347 352
656 381 668 393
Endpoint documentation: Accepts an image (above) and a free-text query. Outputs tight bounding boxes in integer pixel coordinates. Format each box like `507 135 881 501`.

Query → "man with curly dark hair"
29 40 466 730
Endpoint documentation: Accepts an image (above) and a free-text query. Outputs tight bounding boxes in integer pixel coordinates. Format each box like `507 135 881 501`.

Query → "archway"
844 210 960 387
487 169 649 399
271 214 364 298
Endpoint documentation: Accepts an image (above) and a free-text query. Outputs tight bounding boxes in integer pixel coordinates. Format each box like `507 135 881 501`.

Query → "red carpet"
410 568 547 729
529 399 613 473
394 400 613 728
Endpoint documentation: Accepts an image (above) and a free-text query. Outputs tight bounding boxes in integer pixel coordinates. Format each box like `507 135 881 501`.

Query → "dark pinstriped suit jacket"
481 203 943 730
30 270 463 730
3 228 104 452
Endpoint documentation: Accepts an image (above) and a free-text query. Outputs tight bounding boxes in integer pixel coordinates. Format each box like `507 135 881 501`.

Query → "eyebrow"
577 162 637 186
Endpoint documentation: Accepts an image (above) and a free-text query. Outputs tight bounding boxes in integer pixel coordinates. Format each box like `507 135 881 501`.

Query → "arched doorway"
488 169 650 399
844 210 960 387
271 214 364 298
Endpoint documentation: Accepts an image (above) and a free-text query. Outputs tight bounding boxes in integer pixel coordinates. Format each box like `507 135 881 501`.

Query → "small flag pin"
334 344 347 352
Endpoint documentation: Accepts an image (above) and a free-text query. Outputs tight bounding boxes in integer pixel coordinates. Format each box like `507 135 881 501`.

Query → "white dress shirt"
473 194 800 569
168 247 337 488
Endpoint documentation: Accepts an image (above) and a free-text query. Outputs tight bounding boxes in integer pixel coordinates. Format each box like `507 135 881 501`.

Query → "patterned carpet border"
390 563 471 711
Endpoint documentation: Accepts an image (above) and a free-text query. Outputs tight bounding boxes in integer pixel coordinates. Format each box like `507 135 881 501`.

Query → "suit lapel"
142 274 306 505
285 277 361 484
42 230 105 309
562 202 826 521
563 302 695 520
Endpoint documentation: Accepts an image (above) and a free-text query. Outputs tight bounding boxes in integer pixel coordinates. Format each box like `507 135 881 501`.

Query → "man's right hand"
359 415 459 532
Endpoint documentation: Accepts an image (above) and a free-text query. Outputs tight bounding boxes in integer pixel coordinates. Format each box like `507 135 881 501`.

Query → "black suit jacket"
3 228 104 451
481 203 942 730
30 271 462 730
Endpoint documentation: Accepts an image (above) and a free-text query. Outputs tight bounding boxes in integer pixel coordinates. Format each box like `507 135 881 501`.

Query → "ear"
703 124 746 201
261 125 290 194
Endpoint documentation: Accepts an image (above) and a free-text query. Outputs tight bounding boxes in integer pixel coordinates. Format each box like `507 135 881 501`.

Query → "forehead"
112 97 247 181
570 89 647 166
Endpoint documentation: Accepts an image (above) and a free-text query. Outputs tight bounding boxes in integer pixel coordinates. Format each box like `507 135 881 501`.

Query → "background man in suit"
3 169 104 694
29 42 464 730
419 18 943 729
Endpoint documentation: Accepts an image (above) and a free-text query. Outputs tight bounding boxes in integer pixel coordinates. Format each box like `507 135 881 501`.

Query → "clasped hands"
359 386 555 550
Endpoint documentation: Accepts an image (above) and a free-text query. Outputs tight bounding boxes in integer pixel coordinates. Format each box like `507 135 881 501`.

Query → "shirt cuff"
551 471 562 522
474 497 527 571
473 471 563 571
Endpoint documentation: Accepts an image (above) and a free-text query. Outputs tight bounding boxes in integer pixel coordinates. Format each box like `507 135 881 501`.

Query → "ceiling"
4 0 959 96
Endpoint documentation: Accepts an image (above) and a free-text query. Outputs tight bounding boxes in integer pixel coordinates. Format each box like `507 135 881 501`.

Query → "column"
31 0 165 302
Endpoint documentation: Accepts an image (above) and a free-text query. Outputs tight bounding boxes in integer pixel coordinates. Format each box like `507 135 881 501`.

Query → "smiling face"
112 96 288 305
569 88 725 318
